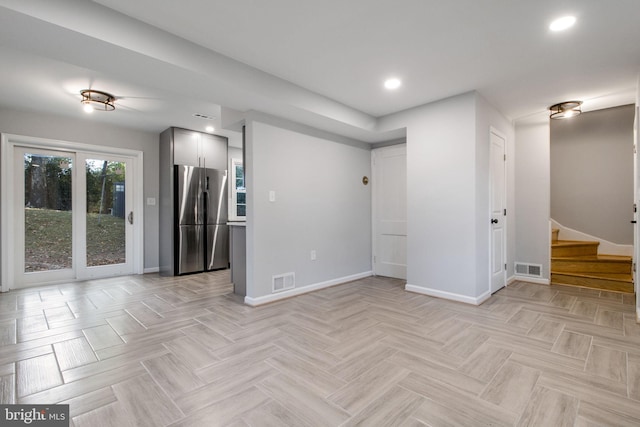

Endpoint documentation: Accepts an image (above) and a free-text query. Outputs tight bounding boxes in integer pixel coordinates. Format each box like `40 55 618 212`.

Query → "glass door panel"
85 159 126 267
24 153 73 272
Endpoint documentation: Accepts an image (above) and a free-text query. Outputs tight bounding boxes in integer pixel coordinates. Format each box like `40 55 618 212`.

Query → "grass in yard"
25 208 125 272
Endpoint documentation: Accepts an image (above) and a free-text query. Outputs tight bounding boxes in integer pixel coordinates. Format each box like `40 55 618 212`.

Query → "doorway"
1 134 143 290
549 105 635 292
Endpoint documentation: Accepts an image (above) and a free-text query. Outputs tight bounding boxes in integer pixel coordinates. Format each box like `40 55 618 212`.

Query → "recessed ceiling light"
549 15 576 32
384 78 402 90
205 126 215 133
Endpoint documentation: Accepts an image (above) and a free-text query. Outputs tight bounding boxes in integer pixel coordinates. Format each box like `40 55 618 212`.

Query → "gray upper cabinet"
200 133 228 170
173 128 199 166
172 128 227 170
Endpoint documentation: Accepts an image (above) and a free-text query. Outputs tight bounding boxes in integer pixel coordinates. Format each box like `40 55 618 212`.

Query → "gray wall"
0 107 160 271
551 104 635 244
514 113 550 280
245 118 372 299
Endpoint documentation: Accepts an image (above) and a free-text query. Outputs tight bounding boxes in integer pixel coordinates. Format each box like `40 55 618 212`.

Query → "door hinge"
503 154 506 161
634 262 636 273
634 203 637 213
504 263 507 270
503 208 507 216
373 255 376 263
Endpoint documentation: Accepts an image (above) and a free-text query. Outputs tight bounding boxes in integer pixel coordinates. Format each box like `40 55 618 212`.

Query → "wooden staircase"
551 229 634 293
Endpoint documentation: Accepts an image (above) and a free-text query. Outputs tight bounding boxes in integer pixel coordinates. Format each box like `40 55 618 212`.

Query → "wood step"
551 228 559 243
551 255 632 275
551 240 599 257
550 271 634 293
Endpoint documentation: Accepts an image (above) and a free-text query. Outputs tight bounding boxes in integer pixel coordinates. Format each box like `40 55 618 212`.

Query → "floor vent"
515 262 543 277
272 272 295 293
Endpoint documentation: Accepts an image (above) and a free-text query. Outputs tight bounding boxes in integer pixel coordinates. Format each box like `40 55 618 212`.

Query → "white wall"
378 91 514 303
0 107 160 270
514 113 550 282
244 118 372 303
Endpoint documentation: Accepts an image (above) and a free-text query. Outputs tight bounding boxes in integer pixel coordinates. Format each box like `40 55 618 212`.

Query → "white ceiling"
0 0 638 143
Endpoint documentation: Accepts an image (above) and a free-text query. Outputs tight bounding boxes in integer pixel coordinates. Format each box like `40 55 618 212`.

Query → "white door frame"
1 133 144 291
634 103 639 319
489 127 508 293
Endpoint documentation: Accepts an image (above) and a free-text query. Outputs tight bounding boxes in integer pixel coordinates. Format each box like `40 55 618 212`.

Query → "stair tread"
552 240 599 247
551 254 632 262
550 271 633 283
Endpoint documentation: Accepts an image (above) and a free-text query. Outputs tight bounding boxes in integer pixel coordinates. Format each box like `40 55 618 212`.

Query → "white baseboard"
244 271 373 307
512 275 550 285
143 267 160 274
405 284 491 305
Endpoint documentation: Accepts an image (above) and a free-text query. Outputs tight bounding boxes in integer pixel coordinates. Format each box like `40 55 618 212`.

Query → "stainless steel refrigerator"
175 165 229 275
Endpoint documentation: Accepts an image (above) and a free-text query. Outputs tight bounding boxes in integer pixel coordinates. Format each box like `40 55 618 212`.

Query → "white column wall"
378 91 513 304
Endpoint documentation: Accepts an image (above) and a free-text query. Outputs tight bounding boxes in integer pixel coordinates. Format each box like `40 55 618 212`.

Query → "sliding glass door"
14 147 135 287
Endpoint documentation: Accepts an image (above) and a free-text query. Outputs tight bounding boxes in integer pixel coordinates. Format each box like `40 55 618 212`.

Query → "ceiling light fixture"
205 126 215 133
549 101 582 119
384 78 402 90
549 15 576 32
80 89 116 113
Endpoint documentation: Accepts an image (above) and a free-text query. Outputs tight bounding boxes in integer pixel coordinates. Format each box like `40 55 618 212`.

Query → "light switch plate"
269 191 276 202
147 197 156 206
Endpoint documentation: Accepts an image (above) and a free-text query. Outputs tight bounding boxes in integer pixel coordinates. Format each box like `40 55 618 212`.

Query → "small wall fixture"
549 101 582 119
80 89 116 113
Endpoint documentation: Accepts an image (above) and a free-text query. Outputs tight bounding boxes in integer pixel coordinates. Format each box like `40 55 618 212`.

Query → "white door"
490 130 507 293
372 144 407 279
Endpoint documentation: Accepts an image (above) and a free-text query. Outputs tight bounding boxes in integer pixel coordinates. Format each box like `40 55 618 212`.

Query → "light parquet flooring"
0 271 639 426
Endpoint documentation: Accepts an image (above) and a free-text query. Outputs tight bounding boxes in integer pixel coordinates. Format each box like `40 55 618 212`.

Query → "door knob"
631 220 637 224
491 219 498 224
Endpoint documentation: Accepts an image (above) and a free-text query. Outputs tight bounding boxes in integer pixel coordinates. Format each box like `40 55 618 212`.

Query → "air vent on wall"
514 262 542 277
272 272 295 293
193 113 215 120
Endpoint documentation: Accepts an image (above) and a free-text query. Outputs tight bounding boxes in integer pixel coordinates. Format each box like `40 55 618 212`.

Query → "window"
229 158 245 221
